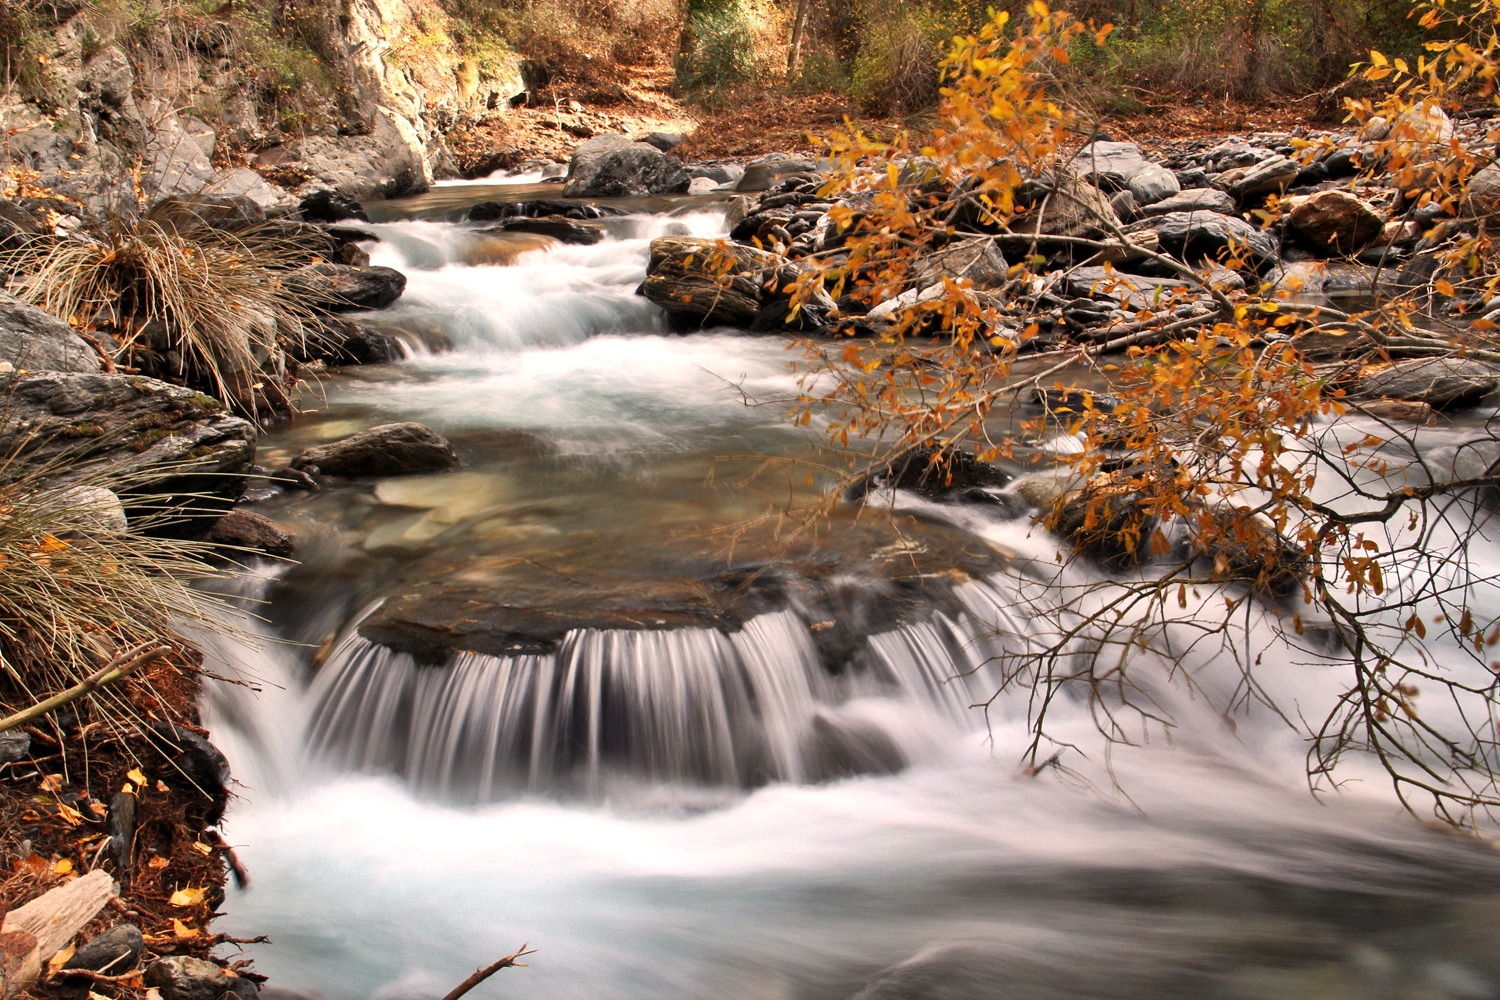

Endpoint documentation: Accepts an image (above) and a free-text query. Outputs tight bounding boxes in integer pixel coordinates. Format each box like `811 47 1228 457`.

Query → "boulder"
1464 160 1500 218
1126 211 1279 270
1015 172 1122 239
561 134 691 198
643 132 687 152
1229 155 1300 199
0 372 256 533
300 189 370 224
689 163 745 185
208 508 296 558
467 200 622 222
641 236 779 327
282 109 433 202
1076 141 1181 206
291 422 460 477
195 168 299 220
289 264 407 312
911 238 1008 289
63 923 143 975
847 446 1014 507
1138 188 1237 218
736 155 818 192
143 955 256 1000
487 217 603 245
1287 190 1384 255
150 724 232 825
1348 358 1500 410
0 293 102 373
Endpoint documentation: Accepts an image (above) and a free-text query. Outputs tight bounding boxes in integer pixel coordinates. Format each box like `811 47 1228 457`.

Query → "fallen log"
0 869 116 998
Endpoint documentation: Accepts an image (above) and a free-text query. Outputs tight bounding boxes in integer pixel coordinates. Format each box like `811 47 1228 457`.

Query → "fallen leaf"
192 841 213 856
39 773 64 793
147 856 170 870
47 941 75 972
169 886 207 907
127 768 147 786
171 918 198 939
52 858 73 874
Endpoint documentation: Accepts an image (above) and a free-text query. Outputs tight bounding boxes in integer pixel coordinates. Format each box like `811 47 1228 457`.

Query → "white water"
202 193 1500 999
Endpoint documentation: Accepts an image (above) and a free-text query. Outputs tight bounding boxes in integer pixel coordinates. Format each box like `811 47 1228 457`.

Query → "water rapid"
201 182 1500 999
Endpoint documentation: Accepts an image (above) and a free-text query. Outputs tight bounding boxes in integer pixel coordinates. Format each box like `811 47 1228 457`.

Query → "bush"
0 205 328 416
848 1 944 115
676 0 771 105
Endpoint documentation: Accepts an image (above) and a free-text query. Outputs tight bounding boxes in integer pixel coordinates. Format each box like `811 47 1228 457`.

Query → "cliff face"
0 0 528 213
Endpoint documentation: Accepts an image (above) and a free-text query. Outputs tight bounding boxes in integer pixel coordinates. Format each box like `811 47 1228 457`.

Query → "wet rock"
736 155 818 192
334 325 404 365
1126 211 1279 270
0 372 255 533
488 217 603 245
1229 154 1300 199
1077 140 1181 206
291 422 460 478
208 508 296 558
299 189 370 224
1049 475 1159 568
149 724 231 826
1354 398 1436 424
0 730 29 764
847 447 1014 505
144 955 256 1000
1347 358 1500 410
0 292 103 374
63 923 143 974
1138 187 1237 218
1287 190 1384 255
642 235 779 328
289 263 407 312
561 133 691 198
466 199 623 222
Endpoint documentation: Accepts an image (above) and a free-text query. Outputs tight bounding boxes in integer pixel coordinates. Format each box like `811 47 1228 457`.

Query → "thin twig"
441 944 536 1000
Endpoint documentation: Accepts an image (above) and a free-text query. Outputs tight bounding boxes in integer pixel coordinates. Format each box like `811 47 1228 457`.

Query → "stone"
1348 358 1500 410
1126 211 1279 270
641 236 779 327
642 132 687 152
1108 188 1139 222
687 176 718 195
1287 190 1384 255
846 447 1014 506
143 955 256 1000
150 724 232 824
1354 398 1436 424
911 238 1008 289
196 168 298 220
688 163 745 185
1138 188 1237 218
57 485 129 534
285 109 433 202
736 155 818 192
208 508 296 558
1075 141 1179 205
0 293 102 373
489 217 603 245
561 134 691 198
1464 160 1500 218
63 923 143 975
289 264 407 312
0 372 255 533
1125 162 1180 206
1229 155 1300 199
1204 140 1274 171
291 422 460 477
0 730 28 764
1015 172 1121 239
300 189 370 224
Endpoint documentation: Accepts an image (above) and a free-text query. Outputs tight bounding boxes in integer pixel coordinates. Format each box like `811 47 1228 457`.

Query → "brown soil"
0 654 247 996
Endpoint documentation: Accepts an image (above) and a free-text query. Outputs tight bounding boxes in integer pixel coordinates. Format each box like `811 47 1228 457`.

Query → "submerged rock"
291 422 460 478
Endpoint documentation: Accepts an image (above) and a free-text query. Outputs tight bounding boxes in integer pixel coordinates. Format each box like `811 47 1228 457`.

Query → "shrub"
676 0 770 104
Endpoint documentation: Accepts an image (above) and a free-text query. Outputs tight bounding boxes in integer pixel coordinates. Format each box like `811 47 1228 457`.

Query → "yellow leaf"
1435 278 1456 296
193 841 214 856
52 858 73 874
1370 50 1389 67
147 856 170 870
169 886 208 907
127 768 146 786
172 918 199 939
47 942 75 973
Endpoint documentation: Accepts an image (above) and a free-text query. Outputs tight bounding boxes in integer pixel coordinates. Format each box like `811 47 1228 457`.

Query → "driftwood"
0 870 116 998
440 943 536 1000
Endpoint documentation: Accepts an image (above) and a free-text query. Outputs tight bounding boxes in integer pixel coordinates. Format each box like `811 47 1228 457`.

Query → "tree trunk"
787 0 813 76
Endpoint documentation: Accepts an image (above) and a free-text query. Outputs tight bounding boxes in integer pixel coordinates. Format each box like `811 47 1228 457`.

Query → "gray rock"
196 168 299 220
1139 187 1237 217
642 236 777 327
0 372 255 530
289 264 407 312
1078 142 1182 205
488 217 603 245
284 109 432 202
1204 140 1275 171
1126 211 1279 270
57 485 129 534
1230 155 1300 199
643 132 687 152
144 955 256 1000
1349 358 1500 410
1466 160 1500 217
1108 188 1139 222
561 134 690 198
291 422 460 477
688 163 745 185
687 176 718 195
736 155 818 192
1126 162 1181 206
912 238 1008 289
299 190 370 224
0 293 103 373
0 730 28 764
64 923 143 974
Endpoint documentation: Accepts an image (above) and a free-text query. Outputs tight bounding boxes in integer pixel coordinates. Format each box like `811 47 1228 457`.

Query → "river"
197 179 1500 1000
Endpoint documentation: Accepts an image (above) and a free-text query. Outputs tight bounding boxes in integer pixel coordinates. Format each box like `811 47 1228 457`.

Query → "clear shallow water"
204 187 1500 999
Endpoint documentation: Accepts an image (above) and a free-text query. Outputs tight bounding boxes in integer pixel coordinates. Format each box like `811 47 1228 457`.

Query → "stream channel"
198 179 1500 999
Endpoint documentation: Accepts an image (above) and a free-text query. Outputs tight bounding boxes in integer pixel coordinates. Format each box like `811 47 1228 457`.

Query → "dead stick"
0 643 170 733
441 944 536 1000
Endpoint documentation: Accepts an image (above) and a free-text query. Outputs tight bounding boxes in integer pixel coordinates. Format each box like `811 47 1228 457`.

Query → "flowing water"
201 181 1500 999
